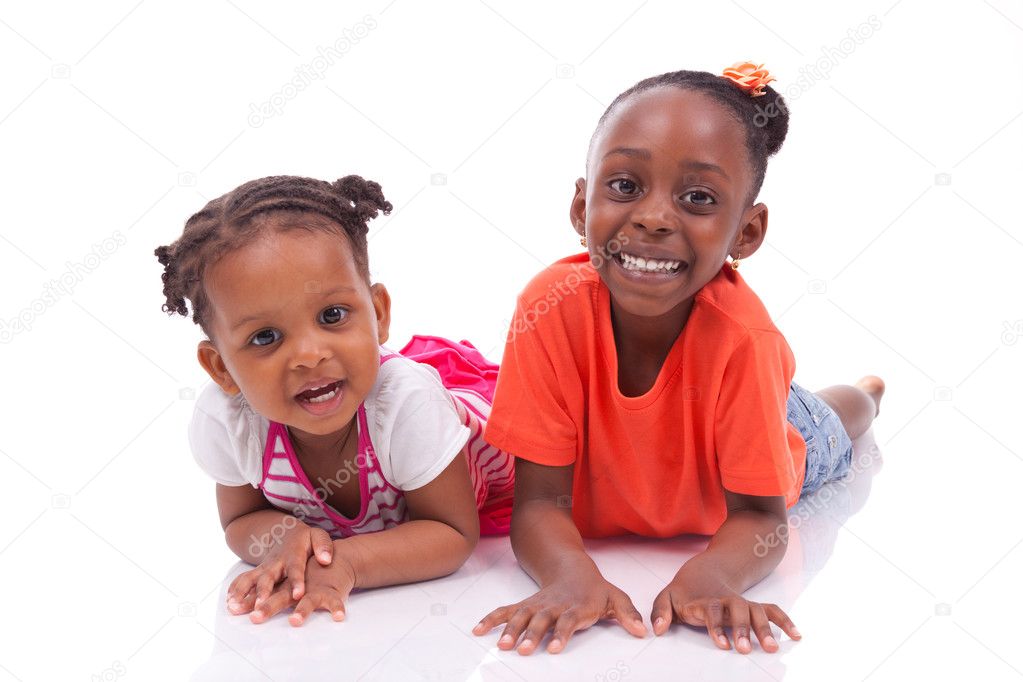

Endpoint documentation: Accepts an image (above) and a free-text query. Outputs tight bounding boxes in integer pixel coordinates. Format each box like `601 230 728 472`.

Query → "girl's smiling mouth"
610 249 689 282
295 379 345 415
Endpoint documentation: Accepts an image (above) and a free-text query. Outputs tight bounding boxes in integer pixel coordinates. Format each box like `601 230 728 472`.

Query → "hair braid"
154 174 391 340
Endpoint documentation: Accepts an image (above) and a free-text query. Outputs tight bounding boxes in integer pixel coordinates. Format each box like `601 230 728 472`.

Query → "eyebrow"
601 147 731 181
229 284 359 331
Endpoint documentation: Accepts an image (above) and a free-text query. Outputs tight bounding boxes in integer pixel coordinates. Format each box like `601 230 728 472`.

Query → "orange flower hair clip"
721 62 776 97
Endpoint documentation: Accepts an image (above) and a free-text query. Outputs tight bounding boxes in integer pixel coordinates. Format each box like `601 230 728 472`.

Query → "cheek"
341 329 383 388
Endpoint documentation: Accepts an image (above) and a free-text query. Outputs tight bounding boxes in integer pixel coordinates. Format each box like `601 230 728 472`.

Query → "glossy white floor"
2 1 1021 680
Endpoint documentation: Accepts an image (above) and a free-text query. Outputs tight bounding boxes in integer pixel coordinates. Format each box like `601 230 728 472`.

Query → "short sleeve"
187 383 266 488
367 358 471 491
715 329 801 497
483 294 578 465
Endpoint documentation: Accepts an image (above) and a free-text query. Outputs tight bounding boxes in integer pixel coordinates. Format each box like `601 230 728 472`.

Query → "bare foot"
855 375 885 418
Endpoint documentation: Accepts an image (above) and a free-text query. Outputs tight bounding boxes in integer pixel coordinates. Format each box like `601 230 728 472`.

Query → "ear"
197 340 240 396
370 282 392 345
733 202 769 260
569 177 587 239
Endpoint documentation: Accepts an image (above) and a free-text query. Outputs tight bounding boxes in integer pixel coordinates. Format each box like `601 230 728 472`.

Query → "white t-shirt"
188 348 471 492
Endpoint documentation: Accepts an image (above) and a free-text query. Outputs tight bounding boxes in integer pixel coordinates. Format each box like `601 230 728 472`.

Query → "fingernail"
718 635 728 646
549 638 561 651
739 636 750 650
791 627 801 638
765 635 778 648
333 610 345 621
319 552 330 561
655 617 665 629
499 634 513 645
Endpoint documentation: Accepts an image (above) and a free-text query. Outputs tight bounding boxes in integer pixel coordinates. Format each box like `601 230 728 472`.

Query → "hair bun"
332 175 393 222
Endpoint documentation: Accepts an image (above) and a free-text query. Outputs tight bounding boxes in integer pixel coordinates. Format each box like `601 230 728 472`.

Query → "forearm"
224 509 303 564
510 499 598 587
333 519 476 589
677 510 788 594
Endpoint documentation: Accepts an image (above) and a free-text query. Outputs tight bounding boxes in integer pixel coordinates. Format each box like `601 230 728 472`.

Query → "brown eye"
250 329 280 347
609 179 639 195
320 306 348 325
683 190 715 206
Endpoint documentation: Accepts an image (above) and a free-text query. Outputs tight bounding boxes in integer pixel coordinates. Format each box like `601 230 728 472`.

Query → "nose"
289 328 332 369
632 190 680 235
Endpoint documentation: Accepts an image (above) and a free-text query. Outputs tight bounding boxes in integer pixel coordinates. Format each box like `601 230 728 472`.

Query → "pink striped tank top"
258 342 514 538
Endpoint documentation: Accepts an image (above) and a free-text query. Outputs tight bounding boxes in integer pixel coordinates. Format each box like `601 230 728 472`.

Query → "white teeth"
300 381 341 403
620 252 682 273
306 387 338 403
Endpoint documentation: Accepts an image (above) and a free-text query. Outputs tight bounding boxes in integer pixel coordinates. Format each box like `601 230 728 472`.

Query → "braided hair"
590 69 790 207
154 174 392 340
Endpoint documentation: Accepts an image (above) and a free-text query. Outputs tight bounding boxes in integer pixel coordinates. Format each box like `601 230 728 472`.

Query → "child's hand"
288 553 357 626
240 552 355 625
650 579 801 654
473 572 647 655
226 522 334 615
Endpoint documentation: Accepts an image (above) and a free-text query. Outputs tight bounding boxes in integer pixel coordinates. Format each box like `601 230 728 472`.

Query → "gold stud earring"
731 252 741 270
580 236 588 247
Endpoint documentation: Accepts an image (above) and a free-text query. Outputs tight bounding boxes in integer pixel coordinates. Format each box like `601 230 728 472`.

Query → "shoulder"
370 348 452 405
188 382 268 487
190 381 264 432
364 347 461 437
364 347 470 491
514 253 601 308
695 264 785 338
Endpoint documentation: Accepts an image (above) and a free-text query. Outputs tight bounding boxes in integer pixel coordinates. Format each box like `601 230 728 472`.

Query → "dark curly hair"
590 68 790 206
154 174 392 340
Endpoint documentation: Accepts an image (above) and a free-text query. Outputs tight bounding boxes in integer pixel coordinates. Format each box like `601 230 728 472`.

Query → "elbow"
443 518 479 576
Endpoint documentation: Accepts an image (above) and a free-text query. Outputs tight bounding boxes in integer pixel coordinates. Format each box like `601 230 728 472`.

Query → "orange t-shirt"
483 254 806 538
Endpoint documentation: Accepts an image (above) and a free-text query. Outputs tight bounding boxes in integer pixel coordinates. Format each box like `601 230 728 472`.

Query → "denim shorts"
787 381 854 499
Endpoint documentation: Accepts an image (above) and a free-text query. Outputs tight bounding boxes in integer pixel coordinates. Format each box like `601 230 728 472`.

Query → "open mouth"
612 251 688 276
296 380 343 404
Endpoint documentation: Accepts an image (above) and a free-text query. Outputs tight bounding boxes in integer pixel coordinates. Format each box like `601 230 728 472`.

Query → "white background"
1 0 1022 680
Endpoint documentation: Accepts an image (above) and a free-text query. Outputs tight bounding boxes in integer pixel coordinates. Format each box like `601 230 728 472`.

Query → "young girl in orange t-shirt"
474 63 885 656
